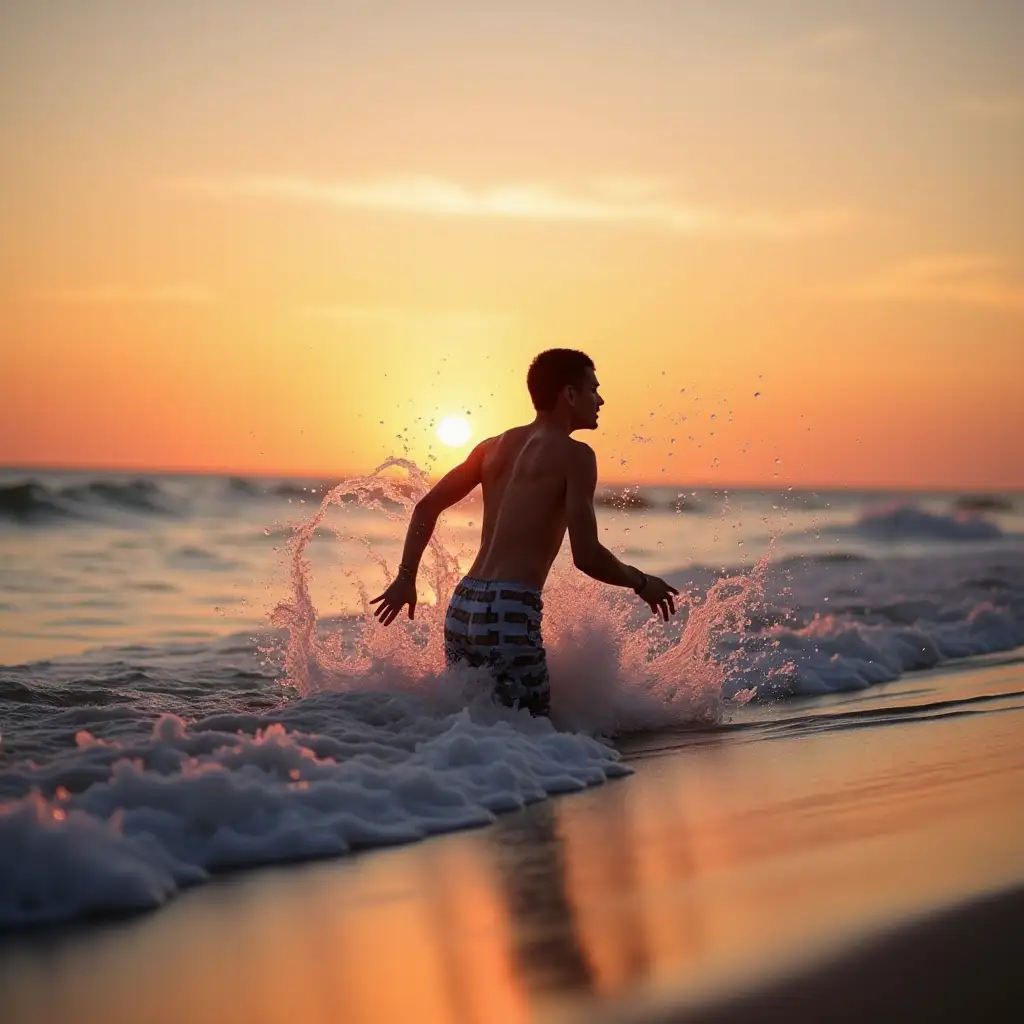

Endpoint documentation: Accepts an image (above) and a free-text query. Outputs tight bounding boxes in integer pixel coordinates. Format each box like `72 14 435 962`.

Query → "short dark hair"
526 349 595 411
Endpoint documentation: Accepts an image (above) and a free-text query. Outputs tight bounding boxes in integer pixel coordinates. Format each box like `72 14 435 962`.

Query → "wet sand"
646 884 1023 1023
3 654 1023 1023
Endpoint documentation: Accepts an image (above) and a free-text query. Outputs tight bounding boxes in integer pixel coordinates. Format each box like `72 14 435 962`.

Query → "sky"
1 0 1022 489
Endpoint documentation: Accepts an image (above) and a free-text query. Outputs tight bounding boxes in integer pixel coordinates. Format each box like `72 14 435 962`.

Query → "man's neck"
532 410 574 434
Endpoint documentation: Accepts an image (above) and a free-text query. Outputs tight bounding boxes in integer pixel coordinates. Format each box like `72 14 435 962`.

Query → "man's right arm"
565 442 647 591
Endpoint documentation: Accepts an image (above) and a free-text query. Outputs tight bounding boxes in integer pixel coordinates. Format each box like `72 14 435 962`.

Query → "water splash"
268 458 769 735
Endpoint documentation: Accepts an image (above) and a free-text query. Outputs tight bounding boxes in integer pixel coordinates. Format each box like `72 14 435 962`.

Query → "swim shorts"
443 576 550 716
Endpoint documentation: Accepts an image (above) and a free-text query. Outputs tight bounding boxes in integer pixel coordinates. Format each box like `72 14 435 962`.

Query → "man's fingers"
370 594 384 605
669 585 680 595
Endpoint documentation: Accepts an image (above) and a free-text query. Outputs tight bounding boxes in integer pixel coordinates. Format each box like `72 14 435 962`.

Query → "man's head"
527 348 603 431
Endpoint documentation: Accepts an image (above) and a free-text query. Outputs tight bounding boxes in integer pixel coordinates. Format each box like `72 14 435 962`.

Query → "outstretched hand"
369 576 417 626
638 574 679 622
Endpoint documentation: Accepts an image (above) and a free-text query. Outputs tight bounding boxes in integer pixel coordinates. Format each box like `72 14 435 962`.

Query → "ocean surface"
1 467 1022 931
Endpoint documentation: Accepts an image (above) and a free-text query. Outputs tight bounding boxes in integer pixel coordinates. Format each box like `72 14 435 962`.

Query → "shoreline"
630 883 1023 1023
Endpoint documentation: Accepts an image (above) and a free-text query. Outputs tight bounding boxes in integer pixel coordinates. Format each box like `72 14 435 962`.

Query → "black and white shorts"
443 576 550 716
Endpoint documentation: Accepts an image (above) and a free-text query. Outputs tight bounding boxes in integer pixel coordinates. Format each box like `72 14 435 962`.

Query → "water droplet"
754 391 761 398
775 458 782 465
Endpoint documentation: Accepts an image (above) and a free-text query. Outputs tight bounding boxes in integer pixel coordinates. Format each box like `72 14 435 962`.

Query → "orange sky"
1 1 1022 489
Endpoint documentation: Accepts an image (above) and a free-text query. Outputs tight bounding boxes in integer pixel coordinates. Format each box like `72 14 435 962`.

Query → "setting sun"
436 415 472 448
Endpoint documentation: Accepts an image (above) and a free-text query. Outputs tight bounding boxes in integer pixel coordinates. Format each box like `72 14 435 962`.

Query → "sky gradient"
1 0 1022 488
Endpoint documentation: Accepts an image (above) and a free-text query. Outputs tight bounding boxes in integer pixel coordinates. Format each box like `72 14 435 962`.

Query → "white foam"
0 694 628 928
714 550 1024 698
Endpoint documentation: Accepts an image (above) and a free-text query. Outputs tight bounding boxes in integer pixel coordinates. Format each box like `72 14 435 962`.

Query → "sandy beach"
4 652 1021 1023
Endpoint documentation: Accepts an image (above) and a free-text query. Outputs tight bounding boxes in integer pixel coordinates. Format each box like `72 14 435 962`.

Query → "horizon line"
0 461 1019 496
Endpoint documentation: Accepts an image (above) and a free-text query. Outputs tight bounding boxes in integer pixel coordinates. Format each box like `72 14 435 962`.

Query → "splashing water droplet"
264 458 774 731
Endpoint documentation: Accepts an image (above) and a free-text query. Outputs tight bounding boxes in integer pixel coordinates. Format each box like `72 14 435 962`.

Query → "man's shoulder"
566 437 596 459
564 438 596 472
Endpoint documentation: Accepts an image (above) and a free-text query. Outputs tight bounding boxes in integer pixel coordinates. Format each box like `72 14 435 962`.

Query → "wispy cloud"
299 304 513 329
955 95 1024 123
791 24 871 53
170 175 861 238
36 284 213 305
835 254 1024 312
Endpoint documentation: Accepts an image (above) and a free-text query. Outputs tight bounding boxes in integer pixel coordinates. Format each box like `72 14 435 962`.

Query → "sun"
436 414 472 448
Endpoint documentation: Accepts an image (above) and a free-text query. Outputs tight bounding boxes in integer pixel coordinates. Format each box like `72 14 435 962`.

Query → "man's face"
569 366 604 431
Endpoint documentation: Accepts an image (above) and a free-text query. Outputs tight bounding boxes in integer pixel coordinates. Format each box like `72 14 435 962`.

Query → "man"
371 349 679 716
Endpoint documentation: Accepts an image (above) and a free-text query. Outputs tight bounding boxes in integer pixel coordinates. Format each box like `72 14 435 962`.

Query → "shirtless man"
370 349 679 715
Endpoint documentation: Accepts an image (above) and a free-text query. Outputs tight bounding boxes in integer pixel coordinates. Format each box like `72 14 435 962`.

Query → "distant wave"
0 479 176 523
711 549 1024 700
0 474 427 525
838 505 1005 543
952 494 1014 513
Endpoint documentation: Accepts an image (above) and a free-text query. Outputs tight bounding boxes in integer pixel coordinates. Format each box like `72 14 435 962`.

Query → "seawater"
1 467 1022 928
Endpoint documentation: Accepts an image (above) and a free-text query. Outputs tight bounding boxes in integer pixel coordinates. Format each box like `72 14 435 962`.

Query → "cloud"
792 24 871 53
835 254 1024 312
170 175 861 238
36 284 213 305
298 305 518 339
955 95 1024 123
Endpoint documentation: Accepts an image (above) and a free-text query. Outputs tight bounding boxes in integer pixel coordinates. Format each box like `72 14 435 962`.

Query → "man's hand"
370 576 417 626
638 575 679 622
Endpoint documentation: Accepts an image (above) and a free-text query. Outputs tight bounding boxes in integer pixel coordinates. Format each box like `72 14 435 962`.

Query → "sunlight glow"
437 415 472 448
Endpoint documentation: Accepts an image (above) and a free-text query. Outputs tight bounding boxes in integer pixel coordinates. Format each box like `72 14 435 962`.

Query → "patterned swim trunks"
444 576 550 716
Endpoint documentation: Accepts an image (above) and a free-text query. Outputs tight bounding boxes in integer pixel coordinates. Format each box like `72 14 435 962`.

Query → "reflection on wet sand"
3 668 1024 1024
488 801 595 998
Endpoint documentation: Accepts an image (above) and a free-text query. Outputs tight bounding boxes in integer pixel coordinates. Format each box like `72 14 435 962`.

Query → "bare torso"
467 424 579 589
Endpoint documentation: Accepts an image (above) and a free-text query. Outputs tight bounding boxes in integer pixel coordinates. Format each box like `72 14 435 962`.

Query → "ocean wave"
0 695 626 928
0 479 177 524
714 550 1024 700
835 505 1006 543
952 494 1014 513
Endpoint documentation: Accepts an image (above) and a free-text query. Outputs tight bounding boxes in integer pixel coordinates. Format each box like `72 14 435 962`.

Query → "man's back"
468 424 578 588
